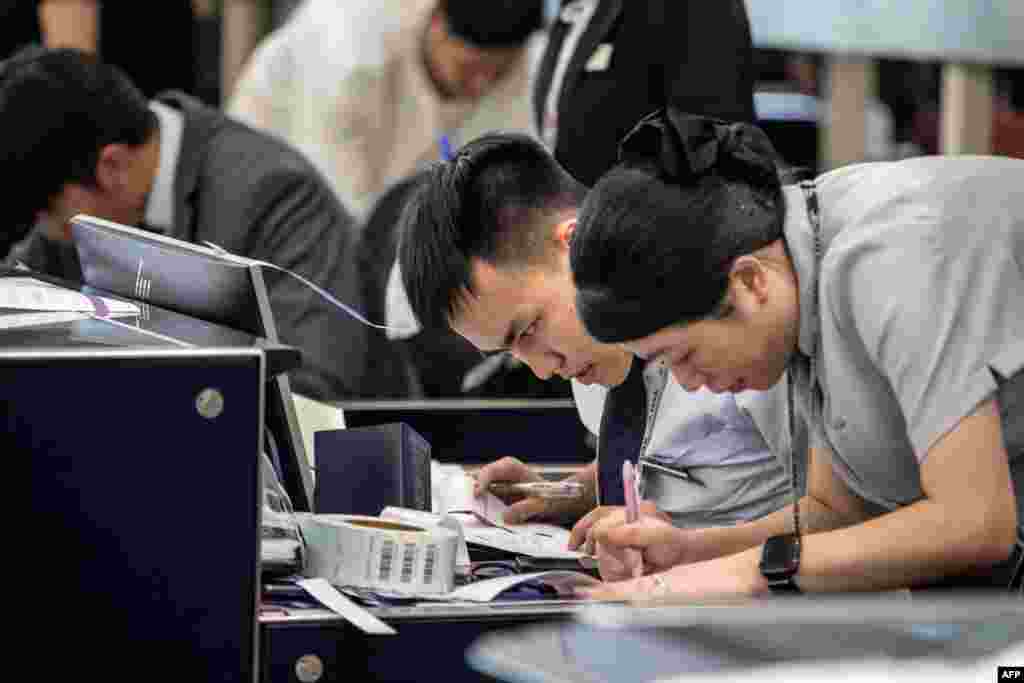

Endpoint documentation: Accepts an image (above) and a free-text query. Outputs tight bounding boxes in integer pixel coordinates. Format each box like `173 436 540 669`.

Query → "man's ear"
93 143 135 195
429 5 447 35
554 218 577 251
728 255 770 306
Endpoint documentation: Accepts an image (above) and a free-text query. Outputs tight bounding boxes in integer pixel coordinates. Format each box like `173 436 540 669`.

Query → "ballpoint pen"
486 480 585 499
439 133 454 161
623 460 644 578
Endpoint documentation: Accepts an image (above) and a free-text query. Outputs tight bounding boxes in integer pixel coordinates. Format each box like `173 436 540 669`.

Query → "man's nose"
510 346 560 381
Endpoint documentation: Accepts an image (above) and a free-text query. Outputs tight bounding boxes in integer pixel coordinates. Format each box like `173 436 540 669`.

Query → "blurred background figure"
228 0 544 219
373 0 765 400
535 0 758 188
226 0 550 399
1 47 368 401
0 1 216 103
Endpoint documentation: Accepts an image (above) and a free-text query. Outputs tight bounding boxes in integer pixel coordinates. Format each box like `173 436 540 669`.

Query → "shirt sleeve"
830 212 1024 460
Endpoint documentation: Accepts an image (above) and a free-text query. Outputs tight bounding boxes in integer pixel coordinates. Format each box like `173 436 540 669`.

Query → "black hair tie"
617 109 779 187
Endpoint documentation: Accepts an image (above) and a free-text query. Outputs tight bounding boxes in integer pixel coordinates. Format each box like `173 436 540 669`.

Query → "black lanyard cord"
788 181 824 542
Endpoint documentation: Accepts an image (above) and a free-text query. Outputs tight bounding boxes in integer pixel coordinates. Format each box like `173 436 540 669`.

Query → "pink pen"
622 460 644 578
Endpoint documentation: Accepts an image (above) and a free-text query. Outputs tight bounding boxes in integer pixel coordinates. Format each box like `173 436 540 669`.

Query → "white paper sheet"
0 277 139 316
446 570 600 602
0 311 91 330
435 469 588 559
297 577 396 635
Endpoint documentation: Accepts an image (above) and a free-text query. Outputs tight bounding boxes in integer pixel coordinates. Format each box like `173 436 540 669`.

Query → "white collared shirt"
226 0 536 219
144 100 185 231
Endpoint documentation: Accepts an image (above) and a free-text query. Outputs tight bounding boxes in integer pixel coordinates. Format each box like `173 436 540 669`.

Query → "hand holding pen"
472 456 593 524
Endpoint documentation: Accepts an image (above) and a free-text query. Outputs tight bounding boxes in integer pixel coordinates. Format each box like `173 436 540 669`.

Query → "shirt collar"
384 260 422 340
143 100 185 231
781 184 819 358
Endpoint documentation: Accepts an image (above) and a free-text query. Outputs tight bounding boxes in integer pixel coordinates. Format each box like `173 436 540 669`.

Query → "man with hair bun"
572 109 1024 598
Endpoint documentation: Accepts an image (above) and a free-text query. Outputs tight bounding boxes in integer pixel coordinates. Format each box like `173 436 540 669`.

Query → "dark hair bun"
618 109 780 189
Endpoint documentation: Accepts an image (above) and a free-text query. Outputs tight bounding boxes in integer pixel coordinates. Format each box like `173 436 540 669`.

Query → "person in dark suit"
1 47 368 401
534 0 757 187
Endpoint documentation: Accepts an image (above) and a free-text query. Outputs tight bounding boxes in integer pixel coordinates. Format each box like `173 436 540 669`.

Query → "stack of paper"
0 276 139 330
432 466 587 560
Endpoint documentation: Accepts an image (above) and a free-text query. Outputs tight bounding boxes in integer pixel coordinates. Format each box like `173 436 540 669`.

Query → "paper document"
0 311 92 331
434 466 588 560
298 578 396 635
447 570 600 602
0 277 139 317
454 519 584 559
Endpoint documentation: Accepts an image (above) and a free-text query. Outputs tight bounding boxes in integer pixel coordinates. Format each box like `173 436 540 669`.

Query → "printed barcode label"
423 544 438 585
379 539 396 581
400 542 418 584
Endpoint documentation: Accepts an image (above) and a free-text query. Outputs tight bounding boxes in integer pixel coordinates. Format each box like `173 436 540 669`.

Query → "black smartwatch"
759 533 802 594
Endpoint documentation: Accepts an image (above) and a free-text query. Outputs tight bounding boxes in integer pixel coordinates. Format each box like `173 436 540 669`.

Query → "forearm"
750 401 1018 594
631 496 953 600
785 497 1017 593
693 493 853 561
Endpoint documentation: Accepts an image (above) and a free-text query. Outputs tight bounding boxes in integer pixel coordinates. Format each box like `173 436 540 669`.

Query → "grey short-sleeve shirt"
785 155 1024 511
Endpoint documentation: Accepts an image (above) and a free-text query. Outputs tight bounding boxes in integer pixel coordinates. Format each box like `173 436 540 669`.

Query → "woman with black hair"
571 109 1024 598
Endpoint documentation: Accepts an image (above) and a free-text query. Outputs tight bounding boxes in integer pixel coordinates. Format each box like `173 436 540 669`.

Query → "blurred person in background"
228 0 544 219
380 0 762 399
534 0 758 188
1 47 369 401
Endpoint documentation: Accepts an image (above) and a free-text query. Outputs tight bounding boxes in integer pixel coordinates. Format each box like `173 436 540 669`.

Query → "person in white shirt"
228 0 544 219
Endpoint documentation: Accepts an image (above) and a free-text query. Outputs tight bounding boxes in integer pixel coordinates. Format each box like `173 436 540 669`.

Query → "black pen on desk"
640 459 706 487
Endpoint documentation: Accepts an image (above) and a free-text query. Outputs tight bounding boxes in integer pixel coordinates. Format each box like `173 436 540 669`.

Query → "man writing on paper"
0 47 368 401
571 111 1024 597
393 133 793 546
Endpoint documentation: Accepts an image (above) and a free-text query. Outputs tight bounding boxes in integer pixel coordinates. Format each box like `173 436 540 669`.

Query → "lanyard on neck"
788 181 824 540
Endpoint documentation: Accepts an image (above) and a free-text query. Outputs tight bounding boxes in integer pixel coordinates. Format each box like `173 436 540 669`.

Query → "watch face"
761 534 800 576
